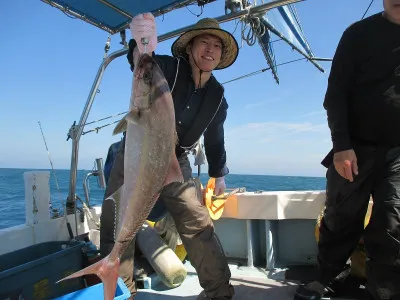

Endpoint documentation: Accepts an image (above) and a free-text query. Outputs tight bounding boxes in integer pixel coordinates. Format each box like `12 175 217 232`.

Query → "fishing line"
222 57 312 84
361 0 375 20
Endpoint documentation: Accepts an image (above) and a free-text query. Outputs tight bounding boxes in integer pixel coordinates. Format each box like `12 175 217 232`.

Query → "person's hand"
214 177 226 196
129 13 158 54
333 149 358 182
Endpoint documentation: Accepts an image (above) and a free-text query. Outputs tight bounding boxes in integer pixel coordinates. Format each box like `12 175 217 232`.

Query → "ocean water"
0 168 326 229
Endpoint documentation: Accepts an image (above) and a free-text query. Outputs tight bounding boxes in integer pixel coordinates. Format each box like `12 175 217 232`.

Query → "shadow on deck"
134 264 368 300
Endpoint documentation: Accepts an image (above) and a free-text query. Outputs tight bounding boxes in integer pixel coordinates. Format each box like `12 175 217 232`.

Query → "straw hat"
171 18 239 70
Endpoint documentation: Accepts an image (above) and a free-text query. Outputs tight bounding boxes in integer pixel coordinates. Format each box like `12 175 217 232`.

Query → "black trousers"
318 144 400 300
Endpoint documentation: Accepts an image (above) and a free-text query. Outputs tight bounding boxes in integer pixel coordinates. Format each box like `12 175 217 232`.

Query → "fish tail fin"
56 255 120 300
103 271 119 300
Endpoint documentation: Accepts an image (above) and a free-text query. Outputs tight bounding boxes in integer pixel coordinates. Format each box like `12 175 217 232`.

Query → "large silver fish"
58 51 183 299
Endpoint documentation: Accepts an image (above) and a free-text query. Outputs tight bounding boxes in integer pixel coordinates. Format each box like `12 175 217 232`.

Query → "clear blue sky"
0 0 383 177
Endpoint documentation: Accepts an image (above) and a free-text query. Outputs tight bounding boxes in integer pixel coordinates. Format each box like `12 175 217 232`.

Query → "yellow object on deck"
174 244 187 262
147 219 187 262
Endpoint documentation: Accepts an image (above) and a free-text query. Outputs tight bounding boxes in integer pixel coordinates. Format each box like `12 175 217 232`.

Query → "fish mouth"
137 52 155 68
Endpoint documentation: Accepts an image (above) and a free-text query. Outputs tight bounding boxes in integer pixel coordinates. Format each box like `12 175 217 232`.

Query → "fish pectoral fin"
113 118 127 135
113 108 140 135
125 108 140 123
56 254 120 300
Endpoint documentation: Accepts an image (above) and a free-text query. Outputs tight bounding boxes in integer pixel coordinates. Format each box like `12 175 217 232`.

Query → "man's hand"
333 149 358 182
129 13 158 54
214 177 226 196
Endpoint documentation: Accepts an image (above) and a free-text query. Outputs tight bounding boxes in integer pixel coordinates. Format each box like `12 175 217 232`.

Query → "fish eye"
143 71 152 83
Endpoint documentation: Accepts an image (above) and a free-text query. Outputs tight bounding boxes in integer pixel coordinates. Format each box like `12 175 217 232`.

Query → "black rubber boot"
294 281 331 300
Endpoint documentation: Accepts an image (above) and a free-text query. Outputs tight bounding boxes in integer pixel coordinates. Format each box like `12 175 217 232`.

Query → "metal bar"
154 0 303 43
42 0 302 36
97 0 133 19
40 0 114 34
113 0 198 33
265 220 275 270
98 0 199 22
95 158 106 189
277 6 313 57
311 57 333 62
66 48 127 218
215 0 304 21
152 0 198 16
257 34 279 84
42 0 198 34
83 173 94 208
246 220 254 267
71 138 78 236
261 16 325 73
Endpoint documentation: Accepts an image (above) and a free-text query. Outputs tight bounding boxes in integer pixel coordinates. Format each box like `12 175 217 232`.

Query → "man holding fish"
99 13 239 300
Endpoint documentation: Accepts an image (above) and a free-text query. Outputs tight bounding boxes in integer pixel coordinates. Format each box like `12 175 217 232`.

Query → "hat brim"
171 27 239 70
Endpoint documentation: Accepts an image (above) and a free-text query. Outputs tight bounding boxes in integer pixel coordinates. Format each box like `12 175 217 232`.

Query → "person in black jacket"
295 1 400 299
100 14 239 300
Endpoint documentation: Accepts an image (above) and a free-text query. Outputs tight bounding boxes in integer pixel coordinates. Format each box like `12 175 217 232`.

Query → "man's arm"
323 26 357 152
203 98 229 178
127 39 142 71
127 39 177 87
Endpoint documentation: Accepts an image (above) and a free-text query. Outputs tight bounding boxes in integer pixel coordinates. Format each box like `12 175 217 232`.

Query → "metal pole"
40 0 111 33
261 16 325 72
98 0 199 20
66 48 127 220
101 0 198 33
156 0 303 42
98 0 133 19
83 173 94 207
246 220 254 267
265 220 275 270
43 0 302 35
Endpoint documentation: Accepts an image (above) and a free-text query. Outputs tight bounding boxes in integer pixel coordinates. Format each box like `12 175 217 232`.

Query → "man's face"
384 0 400 24
187 34 223 72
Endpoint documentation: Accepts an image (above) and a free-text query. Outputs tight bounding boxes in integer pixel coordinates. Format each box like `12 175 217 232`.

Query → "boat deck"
134 262 367 300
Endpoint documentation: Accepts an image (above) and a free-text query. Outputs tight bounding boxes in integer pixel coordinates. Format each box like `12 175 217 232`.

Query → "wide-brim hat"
171 18 239 70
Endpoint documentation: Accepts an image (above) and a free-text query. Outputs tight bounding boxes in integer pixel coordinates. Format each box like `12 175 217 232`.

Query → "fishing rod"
38 121 60 191
361 0 375 20
38 121 75 240
222 56 332 85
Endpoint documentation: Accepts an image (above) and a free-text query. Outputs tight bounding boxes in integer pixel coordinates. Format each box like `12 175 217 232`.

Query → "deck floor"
134 262 367 300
